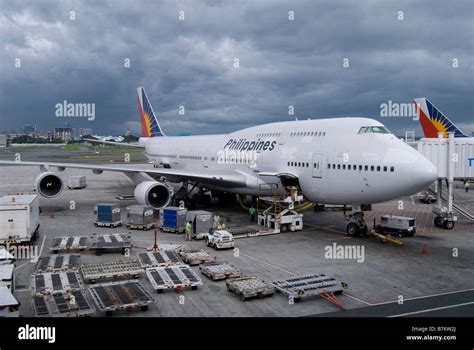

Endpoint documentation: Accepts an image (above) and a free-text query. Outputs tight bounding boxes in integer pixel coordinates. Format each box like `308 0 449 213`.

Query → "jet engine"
134 181 173 208
34 172 64 198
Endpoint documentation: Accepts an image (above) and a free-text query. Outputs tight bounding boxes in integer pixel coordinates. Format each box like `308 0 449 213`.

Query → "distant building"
23 125 36 133
0 134 7 147
81 128 92 136
72 128 93 139
54 128 72 142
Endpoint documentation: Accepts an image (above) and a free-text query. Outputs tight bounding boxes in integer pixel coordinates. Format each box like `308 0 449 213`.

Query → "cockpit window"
358 126 390 134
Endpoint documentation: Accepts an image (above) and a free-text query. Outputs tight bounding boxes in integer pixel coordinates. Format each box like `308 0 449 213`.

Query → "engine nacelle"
134 181 173 208
34 172 64 198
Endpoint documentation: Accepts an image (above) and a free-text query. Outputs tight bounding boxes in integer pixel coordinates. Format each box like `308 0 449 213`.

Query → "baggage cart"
88 280 154 316
137 250 182 268
145 265 202 293
178 249 216 266
199 261 241 281
226 276 275 301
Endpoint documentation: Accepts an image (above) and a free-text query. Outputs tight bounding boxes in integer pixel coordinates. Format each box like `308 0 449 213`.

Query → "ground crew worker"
249 205 256 223
185 221 192 241
213 214 221 229
465 180 470 193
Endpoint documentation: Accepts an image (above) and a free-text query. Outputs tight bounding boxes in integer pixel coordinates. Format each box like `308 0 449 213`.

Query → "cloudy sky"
1 0 473 137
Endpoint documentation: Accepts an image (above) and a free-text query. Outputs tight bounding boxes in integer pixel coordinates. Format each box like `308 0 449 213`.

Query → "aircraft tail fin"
137 87 166 137
413 98 467 138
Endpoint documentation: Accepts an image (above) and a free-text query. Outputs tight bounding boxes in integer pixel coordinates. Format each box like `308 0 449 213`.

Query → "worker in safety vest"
465 179 470 193
185 221 192 241
249 206 257 223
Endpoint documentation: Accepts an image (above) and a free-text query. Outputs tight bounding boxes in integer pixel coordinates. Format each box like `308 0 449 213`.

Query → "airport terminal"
0 91 473 318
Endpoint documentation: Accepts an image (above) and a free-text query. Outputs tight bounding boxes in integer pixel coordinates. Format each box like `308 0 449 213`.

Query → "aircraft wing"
0 160 247 187
82 138 145 148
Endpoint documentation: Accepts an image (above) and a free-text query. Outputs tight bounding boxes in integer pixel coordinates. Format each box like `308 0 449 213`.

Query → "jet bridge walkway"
416 134 474 229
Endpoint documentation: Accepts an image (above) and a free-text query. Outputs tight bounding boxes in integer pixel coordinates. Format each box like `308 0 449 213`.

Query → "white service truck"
376 215 416 238
205 230 235 250
0 195 40 245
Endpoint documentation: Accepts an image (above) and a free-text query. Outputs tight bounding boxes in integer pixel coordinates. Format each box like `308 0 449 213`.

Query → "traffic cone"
422 244 428 254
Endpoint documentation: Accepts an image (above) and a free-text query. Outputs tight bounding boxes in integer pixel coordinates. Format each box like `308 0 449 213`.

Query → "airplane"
0 87 438 236
414 98 469 138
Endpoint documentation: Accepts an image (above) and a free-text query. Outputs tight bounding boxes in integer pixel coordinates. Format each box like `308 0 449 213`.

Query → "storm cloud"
0 0 473 136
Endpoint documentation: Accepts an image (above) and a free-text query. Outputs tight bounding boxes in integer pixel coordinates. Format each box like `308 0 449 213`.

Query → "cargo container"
0 247 15 264
160 207 187 233
0 286 19 317
187 210 213 239
0 264 15 292
67 175 86 189
0 195 40 244
127 205 154 225
94 203 122 226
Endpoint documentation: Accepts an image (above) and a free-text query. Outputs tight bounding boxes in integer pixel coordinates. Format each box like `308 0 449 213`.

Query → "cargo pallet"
80 259 144 283
227 225 277 239
67 185 86 190
199 261 241 281
50 236 89 254
137 250 182 268
31 271 83 296
178 249 217 266
32 290 95 317
226 276 275 301
145 265 202 293
90 233 132 255
88 280 154 316
160 226 185 234
126 222 156 230
271 273 345 309
94 220 123 228
35 254 81 273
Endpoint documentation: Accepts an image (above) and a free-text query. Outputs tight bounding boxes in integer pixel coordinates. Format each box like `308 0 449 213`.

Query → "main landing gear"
344 205 369 237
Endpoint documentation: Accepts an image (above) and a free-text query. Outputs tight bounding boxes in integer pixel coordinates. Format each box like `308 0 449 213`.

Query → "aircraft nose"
412 155 438 188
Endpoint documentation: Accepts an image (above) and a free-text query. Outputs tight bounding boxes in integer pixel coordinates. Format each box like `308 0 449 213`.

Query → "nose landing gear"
344 206 369 237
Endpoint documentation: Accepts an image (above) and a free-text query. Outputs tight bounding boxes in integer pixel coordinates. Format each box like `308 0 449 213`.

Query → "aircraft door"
312 153 323 178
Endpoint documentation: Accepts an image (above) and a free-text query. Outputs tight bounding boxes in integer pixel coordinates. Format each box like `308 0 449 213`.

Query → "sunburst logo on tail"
137 87 166 138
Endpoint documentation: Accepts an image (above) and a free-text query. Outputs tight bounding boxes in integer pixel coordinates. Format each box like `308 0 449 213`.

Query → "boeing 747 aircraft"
0 88 437 236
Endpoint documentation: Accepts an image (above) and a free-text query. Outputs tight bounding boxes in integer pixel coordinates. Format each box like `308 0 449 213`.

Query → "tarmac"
1 146 473 317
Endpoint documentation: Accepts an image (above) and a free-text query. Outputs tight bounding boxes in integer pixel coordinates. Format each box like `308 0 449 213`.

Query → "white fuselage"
142 117 437 205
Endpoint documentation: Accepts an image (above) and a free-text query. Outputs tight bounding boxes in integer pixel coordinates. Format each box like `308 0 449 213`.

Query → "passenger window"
383 166 387 172
359 165 362 171
371 166 374 171
377 166 381 171
364 165 368 171
342 164 346 170
306 162 309 167
348 165 351 170
327 164 330 169
332 164 336 169
390 166 394 172
337 164 341 169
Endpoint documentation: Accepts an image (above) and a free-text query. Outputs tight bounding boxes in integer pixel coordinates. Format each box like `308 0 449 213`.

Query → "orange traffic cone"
422 244 428 254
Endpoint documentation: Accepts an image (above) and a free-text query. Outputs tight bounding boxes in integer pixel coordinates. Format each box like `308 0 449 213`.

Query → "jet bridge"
416 133 474 229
